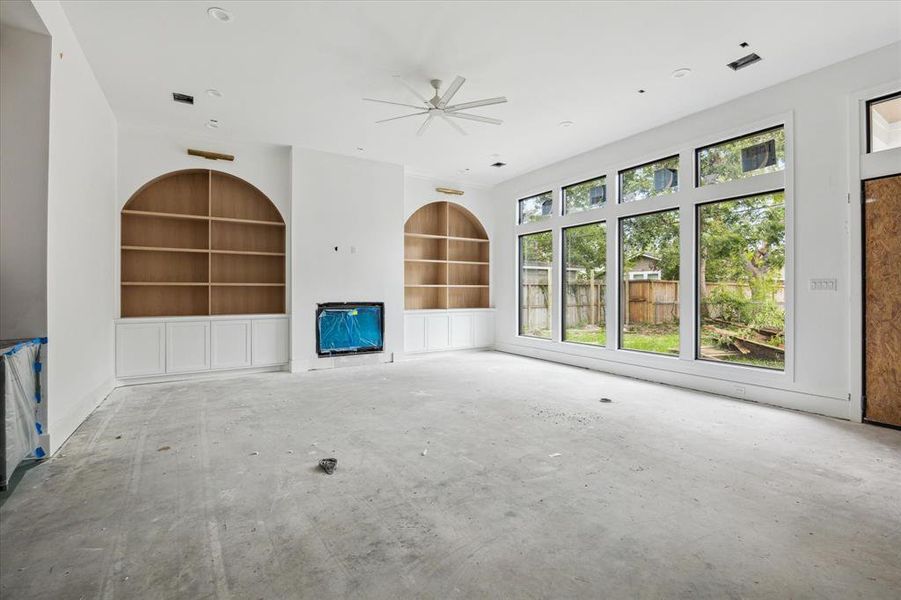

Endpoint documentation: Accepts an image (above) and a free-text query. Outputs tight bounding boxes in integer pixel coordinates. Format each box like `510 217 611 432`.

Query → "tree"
621 210 680 280
699 192 785 303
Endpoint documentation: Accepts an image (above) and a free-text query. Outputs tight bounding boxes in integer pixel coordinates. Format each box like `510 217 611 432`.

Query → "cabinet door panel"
211 320 251 369
117 323 165 377
166 321 211 373
252 318 289 366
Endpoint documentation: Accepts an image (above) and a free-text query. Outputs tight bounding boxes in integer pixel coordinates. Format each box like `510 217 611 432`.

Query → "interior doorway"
863 174 901 427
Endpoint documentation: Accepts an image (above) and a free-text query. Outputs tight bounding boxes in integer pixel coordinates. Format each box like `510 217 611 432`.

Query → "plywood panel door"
864 174 901 427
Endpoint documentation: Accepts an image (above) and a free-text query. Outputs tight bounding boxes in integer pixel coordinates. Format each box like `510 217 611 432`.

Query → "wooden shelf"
404 232 489 243
211 282 285 287
122 209 208 221
404 201 489 309
122 245 209 254
121 169 286 317
122 282 207 286
210 216 284 226
122 209 284 227
405 259 488 265
210 249 285 256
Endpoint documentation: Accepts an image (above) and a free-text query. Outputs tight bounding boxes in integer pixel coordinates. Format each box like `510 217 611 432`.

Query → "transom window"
867 92 901 153
697 126 785 186
619 156 679 203
563 176 606 215
518 191 553 224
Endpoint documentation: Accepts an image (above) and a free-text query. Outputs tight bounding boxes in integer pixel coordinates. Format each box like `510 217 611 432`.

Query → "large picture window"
519 231 553 338
562 222 606 346
620 210 680 354
697 192 785 370
697 126 785 186
619 156 679 203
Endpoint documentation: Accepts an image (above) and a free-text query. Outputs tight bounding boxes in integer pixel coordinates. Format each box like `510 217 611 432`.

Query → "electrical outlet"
809 278 837 291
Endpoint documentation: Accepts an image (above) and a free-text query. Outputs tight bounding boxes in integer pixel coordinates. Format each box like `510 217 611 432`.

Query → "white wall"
291 148 404 370
32 0 117 452
0 23 51 340
491 43 901 420
117 124 291 216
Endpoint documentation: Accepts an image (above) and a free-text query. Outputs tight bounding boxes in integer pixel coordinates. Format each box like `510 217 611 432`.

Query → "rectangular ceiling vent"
727 53 762 71
172 92 194 105
490 161 507 168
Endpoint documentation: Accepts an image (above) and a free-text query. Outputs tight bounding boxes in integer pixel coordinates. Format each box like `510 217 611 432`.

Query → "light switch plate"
809 278 837 291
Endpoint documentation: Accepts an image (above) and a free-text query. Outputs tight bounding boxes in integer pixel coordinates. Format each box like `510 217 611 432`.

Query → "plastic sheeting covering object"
1 338 46 488
316 304 384 356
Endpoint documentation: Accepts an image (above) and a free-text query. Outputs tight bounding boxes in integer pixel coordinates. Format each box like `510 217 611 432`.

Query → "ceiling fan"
364 76 507 136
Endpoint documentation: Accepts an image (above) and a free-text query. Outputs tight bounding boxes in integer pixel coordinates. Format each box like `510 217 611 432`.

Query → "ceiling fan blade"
445 97 508 112
440 114 467 136
363 97 427 110
437 75 466 109
376 111 429 123
416 115 434 136
393 76 430 104
445 112 503 125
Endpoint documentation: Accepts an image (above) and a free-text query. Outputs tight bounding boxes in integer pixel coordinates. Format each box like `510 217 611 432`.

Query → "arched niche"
120 169 285 317
403 201 489 309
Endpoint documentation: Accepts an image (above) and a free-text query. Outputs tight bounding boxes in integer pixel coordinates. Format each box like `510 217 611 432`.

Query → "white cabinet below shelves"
252 318 289 366
211 320 251 369
116 322 165 377
166 321 210 373
116 315 288 380
404 310 494 354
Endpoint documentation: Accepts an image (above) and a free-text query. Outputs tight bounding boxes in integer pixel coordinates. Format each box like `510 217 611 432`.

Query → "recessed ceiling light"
206 88 222 98
671 68 692 79
637 89 646 94
206 119 220 129
739 41 750 48
490 162 506 168
207 7 233 22
356 147 364 152
558 120 574 128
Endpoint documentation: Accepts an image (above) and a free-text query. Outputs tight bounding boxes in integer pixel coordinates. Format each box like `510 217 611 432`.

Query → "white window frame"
512 112 795 389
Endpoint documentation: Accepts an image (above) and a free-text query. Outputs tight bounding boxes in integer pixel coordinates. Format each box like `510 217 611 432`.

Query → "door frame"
848 80 901 422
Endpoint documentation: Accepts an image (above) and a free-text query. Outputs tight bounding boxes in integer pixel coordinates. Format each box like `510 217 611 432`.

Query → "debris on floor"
319 458 337 474
157 446 170 452
549 453 562 458
249 451 259 456
421 448 428 456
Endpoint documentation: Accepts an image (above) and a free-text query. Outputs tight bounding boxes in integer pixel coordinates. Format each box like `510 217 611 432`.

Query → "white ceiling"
62 1 901 186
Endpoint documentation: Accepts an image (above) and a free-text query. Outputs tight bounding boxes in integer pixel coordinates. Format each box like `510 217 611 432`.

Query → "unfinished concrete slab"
1 351 899 599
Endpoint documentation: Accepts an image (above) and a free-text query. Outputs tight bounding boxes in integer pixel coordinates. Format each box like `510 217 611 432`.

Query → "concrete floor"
1 351 900 599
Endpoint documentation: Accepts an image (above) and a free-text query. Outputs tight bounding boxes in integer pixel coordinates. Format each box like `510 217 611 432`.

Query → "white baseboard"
116 365 287 387
495 343 849 420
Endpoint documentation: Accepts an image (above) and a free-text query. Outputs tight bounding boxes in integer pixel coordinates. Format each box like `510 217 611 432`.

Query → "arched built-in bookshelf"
404 201 489 309
120 169 285 317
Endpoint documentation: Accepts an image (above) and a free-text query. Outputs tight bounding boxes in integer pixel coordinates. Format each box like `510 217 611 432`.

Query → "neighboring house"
626 253 662 280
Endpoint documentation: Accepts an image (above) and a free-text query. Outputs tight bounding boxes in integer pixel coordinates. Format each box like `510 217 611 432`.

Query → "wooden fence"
521 280 784 330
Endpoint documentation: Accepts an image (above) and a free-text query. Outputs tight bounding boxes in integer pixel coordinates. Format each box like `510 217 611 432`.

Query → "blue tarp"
317 305 383 355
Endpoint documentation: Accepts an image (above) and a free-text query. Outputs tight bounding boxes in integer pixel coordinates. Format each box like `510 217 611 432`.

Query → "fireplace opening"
316 302 384 357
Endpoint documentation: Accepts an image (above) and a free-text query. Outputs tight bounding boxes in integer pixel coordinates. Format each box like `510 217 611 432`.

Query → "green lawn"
565 325 680 355
564 328 606 346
